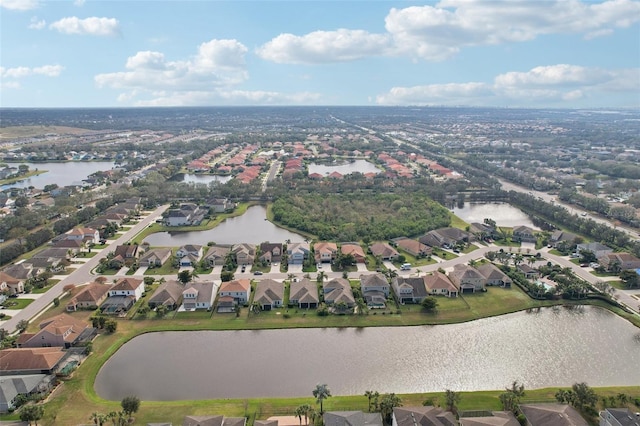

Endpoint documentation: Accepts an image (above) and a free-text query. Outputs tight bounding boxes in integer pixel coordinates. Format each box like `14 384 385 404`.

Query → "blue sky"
1 0 639 108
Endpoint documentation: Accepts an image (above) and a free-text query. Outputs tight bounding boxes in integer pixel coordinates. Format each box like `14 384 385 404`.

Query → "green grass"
432 248 458 260
2 298 35 309
31 279 60 294
548 249 564 256
462 244 478 254
449 212 469 230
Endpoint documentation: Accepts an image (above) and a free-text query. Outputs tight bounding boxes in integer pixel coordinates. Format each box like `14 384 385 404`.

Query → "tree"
121 395 140 419
500 380 525 412
620 270 639 289
312 383 332 414
105 319 118 333
177 269 197 284
295 405 304 425
444 389 461 414
155 304 168 318
421 297 438 312
379 393 402 424
364 390 377 412
17 319 29 333
20 404 44 425
316 271 326 283
571 382 598 409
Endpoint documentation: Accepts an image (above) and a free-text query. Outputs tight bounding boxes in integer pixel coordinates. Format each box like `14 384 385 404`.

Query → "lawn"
448 212 469 230
2 298 35 309
31 279 60 294
432 248 458 260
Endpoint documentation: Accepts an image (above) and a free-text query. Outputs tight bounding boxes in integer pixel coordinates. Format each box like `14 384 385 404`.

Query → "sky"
1 0 639 108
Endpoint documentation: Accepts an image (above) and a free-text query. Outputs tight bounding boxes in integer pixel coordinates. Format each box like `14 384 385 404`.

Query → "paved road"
1 204 169 333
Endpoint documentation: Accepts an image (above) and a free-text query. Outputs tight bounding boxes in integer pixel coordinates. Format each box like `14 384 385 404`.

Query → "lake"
143 205 305 246
308 159 381 176
95 306 640 401
453 203 537 229
2 161 115 189
172 173 232 185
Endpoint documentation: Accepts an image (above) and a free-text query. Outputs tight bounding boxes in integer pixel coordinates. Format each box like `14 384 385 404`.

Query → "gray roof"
360 273 388 291
323 411 383 426
601 408 640 426
393 276 428 299
149 280 184 306
289 278 319 304
254 279 284 306
519 404 588 426
0 374 51 409
459 411 519 426
393 406 456 426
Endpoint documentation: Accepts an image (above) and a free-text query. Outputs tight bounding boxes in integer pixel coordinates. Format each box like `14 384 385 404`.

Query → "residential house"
287 242 310 265
513 226 538 243
109 277 144 301
32 247 71 261
599 408 640 426
254 420 278 426
232 244 256 267
0 271 24 296
550 230 579 248
341 243 367 263
139 248 172 268
254 279 284 310
203 245 231 267
394 238 432 257
323 278 355 308
469 222 498 240
148 280 184 310
477 263 512 287
517 264 540 279
449 264 486 293
577 242 613 259
182 281 216 311
218 279 251 305
519 404 588 426
66 282 112 311
419 227 473 248
315 242 338 263
0 347 68 375
165 203 205 226
459 411 519 426
423 271 459 297
392 276 429 304
113 244 139 260
0 374 54 413
207 197 235 213
183 415 246 426
359 273 389 308
369 242 399 261
65 227 100 244
288 278 319 309
176 244 203 267
392 406 456 426
2 263 35 281
598 252 640 271
323 411 383 426
52 238 84 254
259 242 283 264
16 314 92 349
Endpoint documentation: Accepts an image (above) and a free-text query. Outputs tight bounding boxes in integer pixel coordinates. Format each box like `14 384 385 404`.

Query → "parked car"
253 271 263 275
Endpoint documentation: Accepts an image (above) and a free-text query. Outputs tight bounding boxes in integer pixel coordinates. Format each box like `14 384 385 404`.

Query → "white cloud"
257 0 640 64
256 29 392 64
74 0 85 6
28 16 45 29
0 64 63 80
131 89 322 107
376 64 640 106
0 0 39 10
49 16 120 36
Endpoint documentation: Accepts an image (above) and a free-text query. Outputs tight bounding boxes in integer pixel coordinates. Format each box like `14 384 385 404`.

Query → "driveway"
356 263 368 272
287 264 303 274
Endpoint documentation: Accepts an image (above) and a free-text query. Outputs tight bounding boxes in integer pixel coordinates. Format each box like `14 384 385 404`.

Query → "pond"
95 306 640 401
308 159 381 176
453 203 537 229
2 161 115 189
171 173 232 185
143 205 306 246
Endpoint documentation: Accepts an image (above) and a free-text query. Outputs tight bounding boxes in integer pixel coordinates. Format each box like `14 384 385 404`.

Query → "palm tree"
444 389 461 414
106 411 117 426
356 298 368 315
365 390 374 412
294 406 304 425
312 383 332 414
316 271 326 283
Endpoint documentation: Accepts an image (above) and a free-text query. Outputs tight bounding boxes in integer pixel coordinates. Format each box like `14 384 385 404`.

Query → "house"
0 271 24 295
599 408 640 426
65 227 100 244
0 347 68 375
109 277 145 301
176 244 203 259
52 238 84 253
517 264 540 279
208 197 235 213
576 242 613 259
139 248 172 268
287 242 310 265
423 271 459 297
359 273 389 308
232 243 256 266
259 242 283 264
549 230 579 248
165 209 191 227
513 226 538 243
477 263 512 287
419 227 473 248
203 245 231 267
2 263 35 281
459 411 519 426
323 411 383 426
315 242 338 263
183 415 246 426
519 404 588 426
254 279 284 310
16 313 92 349
394 238 432 257
449 264 486 293
392 276 429 304
323 278 355 308
469 222 498 240
369 242 399 261
148 280 184 310
66 282 112 311
182 281 216 310
113 244 139 260
392 406 456 426
32 247 70 261
218 279 251 305
598 252 640 271
288 278 319 309
341 243 367 263
0 374 54 413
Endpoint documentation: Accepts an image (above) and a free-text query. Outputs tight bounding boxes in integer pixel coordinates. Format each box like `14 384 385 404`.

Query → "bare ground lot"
0 125 91 140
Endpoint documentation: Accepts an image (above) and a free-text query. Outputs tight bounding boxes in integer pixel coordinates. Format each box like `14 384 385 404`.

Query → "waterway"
308 159 380 176
2 161 115 189
142 205 305 246
94 306 640 401
172 173 232 185
453 203 537 229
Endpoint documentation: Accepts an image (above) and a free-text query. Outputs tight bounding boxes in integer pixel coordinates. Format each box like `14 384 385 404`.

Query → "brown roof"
219 279 251 293
0 347 66 372
112 277 143 291
70 282 112 304
36 313 89 342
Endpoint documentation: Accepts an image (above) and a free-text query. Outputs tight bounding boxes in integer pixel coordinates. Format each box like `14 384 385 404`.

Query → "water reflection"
452 203 537 228
2 161 115 189
308 160 381 176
